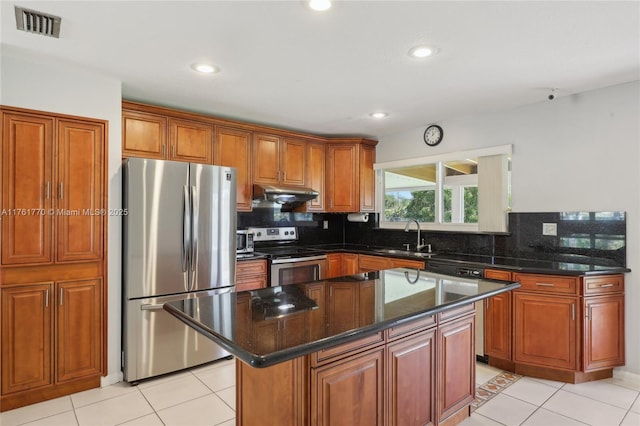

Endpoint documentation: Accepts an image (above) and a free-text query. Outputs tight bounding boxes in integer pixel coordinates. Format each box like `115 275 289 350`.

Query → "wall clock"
423 124 443 146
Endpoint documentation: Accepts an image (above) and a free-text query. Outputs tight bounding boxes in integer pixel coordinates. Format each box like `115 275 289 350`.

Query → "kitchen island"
165 268 519 426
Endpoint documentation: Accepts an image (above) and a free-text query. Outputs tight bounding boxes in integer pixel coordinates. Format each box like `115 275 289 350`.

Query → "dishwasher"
423 259 487 361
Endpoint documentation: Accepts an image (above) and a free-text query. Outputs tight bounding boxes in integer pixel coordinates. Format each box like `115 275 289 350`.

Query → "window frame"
374 144 512 232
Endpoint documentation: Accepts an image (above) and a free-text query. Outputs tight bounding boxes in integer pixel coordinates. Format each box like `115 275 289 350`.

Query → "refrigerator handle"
182 185 190 273
190 185 199 285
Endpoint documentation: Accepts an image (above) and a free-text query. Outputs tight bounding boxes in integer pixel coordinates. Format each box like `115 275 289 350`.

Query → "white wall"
379 81 640 376
1 47 124 385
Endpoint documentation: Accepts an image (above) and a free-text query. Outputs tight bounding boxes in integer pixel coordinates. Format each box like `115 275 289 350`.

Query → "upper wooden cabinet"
302 141 325 212
215 126 253 211
253 134 306 187
326 138 377 213
2 111 105 265
122 104 212 164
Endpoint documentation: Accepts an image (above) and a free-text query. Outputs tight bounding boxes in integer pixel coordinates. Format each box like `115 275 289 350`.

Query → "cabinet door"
304 141 325 211
326 144 358 212
215 126 253 211
306 283 327 341
437 314 475 423
359 144 376 212
583 295 625 371
281 138 306 187
56 119 104 262
327 281 359 334
1 284 53 394
326 253 343 279
122 110 167 159
253 133 281 185
56 279 102 382
2 112 54 265
484 292 511 360
311 348 384 426
514 293 577 370
386 329 436 426
169 118 213 164
389 258 425 269
342 253 359 275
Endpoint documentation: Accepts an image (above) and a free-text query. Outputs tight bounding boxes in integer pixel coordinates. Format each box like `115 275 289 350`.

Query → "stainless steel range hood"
252 184 318 210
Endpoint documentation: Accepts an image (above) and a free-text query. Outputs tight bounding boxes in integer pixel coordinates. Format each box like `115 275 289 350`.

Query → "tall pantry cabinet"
0 106 107 411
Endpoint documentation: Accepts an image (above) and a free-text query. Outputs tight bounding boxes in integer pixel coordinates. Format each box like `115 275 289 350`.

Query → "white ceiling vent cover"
14 6 61 38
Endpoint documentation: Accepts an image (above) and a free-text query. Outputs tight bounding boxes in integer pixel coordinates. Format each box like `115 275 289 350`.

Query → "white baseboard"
101 371 124 387
613 368 640 388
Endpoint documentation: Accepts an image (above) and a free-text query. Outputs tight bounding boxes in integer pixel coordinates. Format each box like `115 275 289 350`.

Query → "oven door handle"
270 255 327 264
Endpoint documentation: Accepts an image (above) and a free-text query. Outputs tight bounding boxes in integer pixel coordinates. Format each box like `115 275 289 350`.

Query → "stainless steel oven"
271 255 327 286
249 226 327 287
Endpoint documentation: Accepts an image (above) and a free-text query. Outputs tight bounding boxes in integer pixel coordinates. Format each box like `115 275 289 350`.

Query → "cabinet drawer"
583 275 624 295
437 303 475 323
514 273 579 295
484 269 512 281
236 276 267 292
386 315 436 341
310 332 385 367
359 255 390 272
237 259 267 277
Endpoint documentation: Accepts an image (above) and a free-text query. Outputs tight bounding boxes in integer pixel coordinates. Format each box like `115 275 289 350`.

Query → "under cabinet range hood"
252 184 318 210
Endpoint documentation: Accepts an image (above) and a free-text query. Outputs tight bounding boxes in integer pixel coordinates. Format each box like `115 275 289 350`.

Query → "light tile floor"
1 360 638 426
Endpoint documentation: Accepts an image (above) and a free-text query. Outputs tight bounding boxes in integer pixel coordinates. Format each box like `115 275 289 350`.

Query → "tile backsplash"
238 209 626 267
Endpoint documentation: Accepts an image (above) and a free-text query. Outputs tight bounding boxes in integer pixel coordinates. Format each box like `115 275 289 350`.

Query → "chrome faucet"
404 220 428 251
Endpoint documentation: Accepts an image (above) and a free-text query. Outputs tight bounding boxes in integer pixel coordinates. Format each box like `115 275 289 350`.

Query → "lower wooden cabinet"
1 279 102 410
236 259 267 292
437 314 475 423
583 294 625 371
486 272 625 383
386 329 436 426
311 347 384 426
237 302 476 426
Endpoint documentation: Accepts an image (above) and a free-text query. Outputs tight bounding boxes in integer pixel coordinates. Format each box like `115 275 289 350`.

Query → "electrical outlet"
323 220 329 230
542 222 557 236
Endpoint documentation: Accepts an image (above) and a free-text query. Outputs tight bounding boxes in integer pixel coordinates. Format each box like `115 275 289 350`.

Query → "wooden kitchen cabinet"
326 280 375 334
484 291 511 361
214 126 253 211
514 292 578 370
253 133 306 187
437 313 475 424
386 329 436 426
1 284 53 395
311 347 385 426
122 103 212 164
325 253 359 278
0 107 107 411
2 112 105 265
359 254 424 272
325 138 377 212
168 117 213 164
301 141 325 211
122 109 167 159
1 279 102 407
236 259 267 292
583 294 625 371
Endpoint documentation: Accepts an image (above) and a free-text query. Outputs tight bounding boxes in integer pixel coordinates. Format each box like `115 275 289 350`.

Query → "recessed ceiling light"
408 45 439 58
370 112 389 119
309 0 332 12
191 63 219 74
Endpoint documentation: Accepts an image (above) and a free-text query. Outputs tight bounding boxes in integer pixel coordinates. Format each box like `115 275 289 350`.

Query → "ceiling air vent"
14 6 61 38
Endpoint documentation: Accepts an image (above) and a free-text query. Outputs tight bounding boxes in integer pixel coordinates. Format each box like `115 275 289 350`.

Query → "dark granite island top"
164 268 519 368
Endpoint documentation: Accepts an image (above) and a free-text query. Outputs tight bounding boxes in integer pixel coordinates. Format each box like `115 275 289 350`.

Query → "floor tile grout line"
556 386 640 412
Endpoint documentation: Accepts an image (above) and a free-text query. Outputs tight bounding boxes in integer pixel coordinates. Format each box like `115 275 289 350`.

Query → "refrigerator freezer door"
190 164 237 291
122 289 232 383
124 158 190 299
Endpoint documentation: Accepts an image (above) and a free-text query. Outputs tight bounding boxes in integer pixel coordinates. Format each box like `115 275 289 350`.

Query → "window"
375 145 512 232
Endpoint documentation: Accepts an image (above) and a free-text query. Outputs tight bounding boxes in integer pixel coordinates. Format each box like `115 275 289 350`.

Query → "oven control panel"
249 226 297 242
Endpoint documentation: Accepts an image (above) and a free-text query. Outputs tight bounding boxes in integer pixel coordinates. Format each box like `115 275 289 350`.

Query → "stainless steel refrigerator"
122 158 236 383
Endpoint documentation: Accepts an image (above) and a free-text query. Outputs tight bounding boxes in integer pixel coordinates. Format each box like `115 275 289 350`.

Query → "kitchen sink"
372 248 435 258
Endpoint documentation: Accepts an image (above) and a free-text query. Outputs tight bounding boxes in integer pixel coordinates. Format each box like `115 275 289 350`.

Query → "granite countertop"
295 244 630 276
164 268 519 368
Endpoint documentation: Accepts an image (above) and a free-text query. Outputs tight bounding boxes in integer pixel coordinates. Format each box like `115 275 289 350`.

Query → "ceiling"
2 1 639 139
